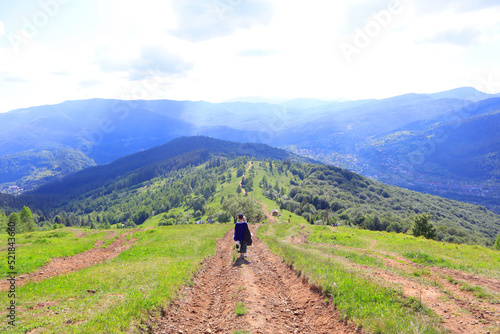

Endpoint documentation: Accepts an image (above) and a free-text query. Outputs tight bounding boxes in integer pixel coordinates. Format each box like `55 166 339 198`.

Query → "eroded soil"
154 227 361 334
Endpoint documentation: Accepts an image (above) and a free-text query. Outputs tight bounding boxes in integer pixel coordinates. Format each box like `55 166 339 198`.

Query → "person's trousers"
239 241 247 254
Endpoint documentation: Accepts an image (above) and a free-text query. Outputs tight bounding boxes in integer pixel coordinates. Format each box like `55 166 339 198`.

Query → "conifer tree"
495 233 500 251
412 213 436 239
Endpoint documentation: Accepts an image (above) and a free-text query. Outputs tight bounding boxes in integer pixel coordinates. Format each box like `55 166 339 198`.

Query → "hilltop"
0 148 96 194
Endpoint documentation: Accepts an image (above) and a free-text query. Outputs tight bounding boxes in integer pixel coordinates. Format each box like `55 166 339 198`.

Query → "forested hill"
27 136 317 198
0 148 96 191
1 137 498 247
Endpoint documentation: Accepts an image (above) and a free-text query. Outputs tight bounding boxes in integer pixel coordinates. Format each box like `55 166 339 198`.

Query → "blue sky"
0 0 499 112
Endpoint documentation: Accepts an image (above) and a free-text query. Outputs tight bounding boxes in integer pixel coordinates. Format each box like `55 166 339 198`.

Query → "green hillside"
1 139 495 246
26 136 316 198
284 98 500 213
0 149 96 192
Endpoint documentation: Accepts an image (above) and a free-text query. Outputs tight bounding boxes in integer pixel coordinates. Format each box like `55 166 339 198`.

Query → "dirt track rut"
0 231 135 291
155 226 359 334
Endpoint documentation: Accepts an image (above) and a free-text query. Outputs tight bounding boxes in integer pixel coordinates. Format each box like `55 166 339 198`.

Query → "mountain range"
0 87 498 211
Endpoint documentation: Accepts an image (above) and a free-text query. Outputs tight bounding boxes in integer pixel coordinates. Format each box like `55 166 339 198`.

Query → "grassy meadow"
0 224 231 334
309 225 500 278
261 221 434 333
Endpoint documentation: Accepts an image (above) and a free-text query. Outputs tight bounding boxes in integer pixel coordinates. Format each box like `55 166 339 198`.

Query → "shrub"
386 222 403 233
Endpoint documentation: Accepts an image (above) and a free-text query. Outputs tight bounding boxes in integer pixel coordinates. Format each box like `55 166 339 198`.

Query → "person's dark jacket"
234 221 252 245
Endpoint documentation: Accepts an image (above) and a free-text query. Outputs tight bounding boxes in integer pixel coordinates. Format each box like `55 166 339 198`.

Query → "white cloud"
424 27 482 47
95 45 194 81
169 0 275 42
338 0 404 35
414 0 500 15
129 45 194 80
237 48 279 57
0 0 499 113
77 78 102 89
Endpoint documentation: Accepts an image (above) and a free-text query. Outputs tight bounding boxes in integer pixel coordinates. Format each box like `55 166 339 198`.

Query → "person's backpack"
244 226 253 246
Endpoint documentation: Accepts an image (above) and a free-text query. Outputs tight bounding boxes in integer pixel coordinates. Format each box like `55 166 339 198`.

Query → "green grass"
308 226 500 279
306 243 383 267
101 235 120 248
0 224 232 334
403 251 447 266
234 301 247 316
412 269 431 278
0 229 110 278
457 282 499 303
141 214 163 227
309 226 369 248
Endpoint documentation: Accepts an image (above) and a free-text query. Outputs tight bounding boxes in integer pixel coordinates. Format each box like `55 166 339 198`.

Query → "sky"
1 0 500 113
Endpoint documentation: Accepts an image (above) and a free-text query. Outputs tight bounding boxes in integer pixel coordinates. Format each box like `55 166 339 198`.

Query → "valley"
0 88 498 213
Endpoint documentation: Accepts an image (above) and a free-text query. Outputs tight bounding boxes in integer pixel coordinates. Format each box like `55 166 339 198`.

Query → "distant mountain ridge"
425 87 500 101
288 97 500 212
1 87 495 164
29 136 317 198
0 87 498 211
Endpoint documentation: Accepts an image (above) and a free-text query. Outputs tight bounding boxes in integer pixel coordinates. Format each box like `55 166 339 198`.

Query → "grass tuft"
234 301 247 316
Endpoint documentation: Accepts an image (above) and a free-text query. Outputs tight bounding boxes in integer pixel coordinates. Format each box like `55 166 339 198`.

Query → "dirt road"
155 226 360 333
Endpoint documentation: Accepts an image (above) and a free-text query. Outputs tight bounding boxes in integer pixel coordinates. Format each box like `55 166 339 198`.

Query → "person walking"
234 213 252 258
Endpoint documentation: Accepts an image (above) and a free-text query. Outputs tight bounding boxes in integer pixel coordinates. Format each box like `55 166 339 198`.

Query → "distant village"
285 148 499 205
0 184 25 195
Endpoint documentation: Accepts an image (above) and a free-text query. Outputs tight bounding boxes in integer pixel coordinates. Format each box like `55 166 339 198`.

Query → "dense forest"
258 162 499 245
